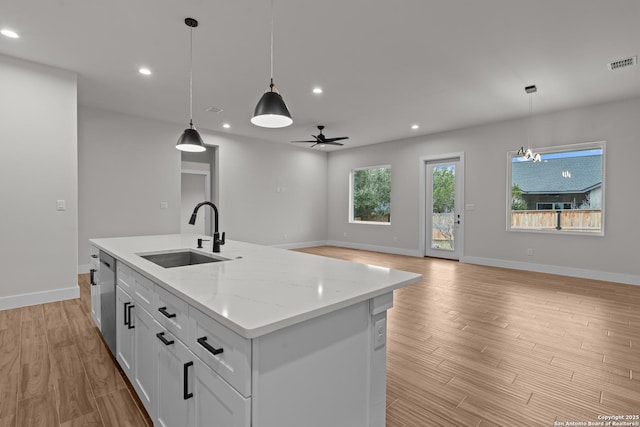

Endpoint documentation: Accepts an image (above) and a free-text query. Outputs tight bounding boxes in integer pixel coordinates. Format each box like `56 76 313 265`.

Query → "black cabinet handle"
158 306 177 319
183 361 194 400
127 304 135 329
124 302 131 326
91 254 98 259
156 332 174 346
90 269 96 286
197 336 224 355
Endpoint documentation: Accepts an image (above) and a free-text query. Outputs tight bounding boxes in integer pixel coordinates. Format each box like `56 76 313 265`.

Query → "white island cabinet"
90 234 422 427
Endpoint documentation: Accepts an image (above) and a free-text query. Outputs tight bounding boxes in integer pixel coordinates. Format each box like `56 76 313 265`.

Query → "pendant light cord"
189 24 194 126
269 0 276 92
527 91 532 150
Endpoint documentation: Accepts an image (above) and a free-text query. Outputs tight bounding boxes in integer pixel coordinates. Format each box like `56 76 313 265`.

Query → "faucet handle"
220 232 225 246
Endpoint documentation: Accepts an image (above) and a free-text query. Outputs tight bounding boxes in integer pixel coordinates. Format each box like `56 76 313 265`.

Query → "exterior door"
425 158 463 260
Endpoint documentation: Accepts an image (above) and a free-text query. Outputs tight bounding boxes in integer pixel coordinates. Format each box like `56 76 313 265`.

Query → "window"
507 141 605 235
350 165 391 224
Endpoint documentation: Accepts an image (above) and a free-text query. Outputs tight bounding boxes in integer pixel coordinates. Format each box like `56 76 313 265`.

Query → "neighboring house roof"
512 155 602 194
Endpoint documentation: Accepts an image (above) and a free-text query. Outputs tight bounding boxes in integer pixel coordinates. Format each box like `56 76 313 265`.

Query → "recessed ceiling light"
411 124 419 130
312 87 323 94
138 67 152 76
222 123 230 129
1 29 20 39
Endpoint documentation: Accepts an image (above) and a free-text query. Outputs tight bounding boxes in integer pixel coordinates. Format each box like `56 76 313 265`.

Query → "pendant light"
517 85 541 162
176 18 206 152
251 0 293 128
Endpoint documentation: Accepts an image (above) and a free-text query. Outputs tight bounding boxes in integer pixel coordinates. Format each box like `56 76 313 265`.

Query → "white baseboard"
272 240 329 250
0 285 80 311
462 256 640 286
326 240 422 257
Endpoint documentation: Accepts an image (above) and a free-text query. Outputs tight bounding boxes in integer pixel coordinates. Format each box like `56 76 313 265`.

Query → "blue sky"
513 148 602 162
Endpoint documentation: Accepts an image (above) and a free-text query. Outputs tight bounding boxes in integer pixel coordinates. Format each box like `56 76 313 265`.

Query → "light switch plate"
56 200 66 211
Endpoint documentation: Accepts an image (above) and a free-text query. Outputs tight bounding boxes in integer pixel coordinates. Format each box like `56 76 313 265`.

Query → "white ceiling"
2 0 640 150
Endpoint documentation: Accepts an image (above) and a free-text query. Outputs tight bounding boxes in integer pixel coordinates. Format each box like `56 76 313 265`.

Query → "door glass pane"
431 164 456 251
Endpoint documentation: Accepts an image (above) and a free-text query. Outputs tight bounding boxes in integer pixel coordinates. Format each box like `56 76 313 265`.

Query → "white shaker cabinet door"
115 285 135 381
193 357 250 427
156 329 195 427
133 305 159 420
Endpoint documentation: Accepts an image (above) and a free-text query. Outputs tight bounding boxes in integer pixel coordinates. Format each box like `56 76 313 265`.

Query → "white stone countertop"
89 234 422 339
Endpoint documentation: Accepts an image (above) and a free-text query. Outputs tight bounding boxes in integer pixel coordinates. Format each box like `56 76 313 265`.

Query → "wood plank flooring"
0 275 151 427
1 247 639 426
295 247 640 427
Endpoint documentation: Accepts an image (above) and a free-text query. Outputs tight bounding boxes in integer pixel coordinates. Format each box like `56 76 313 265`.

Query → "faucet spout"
188 201 225 252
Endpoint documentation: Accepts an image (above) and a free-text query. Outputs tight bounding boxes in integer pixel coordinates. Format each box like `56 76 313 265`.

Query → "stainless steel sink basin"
139 250 228 268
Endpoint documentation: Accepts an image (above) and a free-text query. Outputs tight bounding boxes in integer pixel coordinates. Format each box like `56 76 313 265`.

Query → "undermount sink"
139 250 229 268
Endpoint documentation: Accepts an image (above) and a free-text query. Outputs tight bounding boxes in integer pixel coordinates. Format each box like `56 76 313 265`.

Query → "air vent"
607 56 637 71
205 106 224 113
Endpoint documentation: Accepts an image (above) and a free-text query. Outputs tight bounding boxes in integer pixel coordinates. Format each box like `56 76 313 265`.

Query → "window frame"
506 141 606 236
349 164 392 225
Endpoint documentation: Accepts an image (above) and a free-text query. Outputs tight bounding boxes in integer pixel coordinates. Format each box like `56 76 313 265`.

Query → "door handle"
127 304 135 329
124 302 131 326
183 361 194 400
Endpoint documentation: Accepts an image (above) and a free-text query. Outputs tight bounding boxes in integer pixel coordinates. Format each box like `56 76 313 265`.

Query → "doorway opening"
181 147 218 235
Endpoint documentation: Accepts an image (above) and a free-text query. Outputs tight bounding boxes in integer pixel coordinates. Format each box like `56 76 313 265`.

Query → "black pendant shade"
176 18 206 152
251 86 293 128
176 124 205 152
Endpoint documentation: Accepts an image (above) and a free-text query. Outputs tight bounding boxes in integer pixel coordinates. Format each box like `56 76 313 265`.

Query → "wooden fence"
511 210 601 231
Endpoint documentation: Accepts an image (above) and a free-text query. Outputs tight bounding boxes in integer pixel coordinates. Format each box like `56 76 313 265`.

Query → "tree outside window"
351 166 391 223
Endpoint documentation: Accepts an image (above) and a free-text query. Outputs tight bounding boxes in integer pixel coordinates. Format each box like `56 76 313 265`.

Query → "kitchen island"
89 234 422 427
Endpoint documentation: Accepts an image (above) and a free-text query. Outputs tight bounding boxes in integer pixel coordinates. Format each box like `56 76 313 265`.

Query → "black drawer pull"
197 336 224 355
156 332 175 346
158 306 177 319
183 361 194 400
127 304 135 329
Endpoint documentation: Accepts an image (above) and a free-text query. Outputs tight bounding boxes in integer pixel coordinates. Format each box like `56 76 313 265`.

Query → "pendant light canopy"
251 0 292 128
176 18 206 152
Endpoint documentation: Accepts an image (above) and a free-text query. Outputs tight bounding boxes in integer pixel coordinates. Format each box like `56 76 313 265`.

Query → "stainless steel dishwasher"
99 251 117 356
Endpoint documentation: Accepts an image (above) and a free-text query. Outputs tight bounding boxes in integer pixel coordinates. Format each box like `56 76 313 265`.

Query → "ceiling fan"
291 125 348 148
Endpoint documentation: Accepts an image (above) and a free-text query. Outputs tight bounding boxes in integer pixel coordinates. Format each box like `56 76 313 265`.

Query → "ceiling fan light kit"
251 0 293 128
176 17 206 152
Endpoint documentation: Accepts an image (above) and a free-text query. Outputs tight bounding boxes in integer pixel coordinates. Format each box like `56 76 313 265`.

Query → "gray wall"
78 107 328 267
327 97 640 284
0 54 78 307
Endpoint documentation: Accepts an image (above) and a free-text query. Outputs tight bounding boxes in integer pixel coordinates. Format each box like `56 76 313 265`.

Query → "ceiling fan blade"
312 135 321 142
325 141 344 146
310 143 318 148
291 140 316 143
324 137 349 142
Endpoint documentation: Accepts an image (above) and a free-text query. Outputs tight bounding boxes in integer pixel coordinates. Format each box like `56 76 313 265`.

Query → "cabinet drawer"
133 271 154 312
117 263 134 292
189 307 251 397
153 286 189 344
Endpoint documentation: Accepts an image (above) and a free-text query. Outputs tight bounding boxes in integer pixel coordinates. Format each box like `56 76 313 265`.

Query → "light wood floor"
1 247 639 426
295 247 640 427
0 275 152 427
